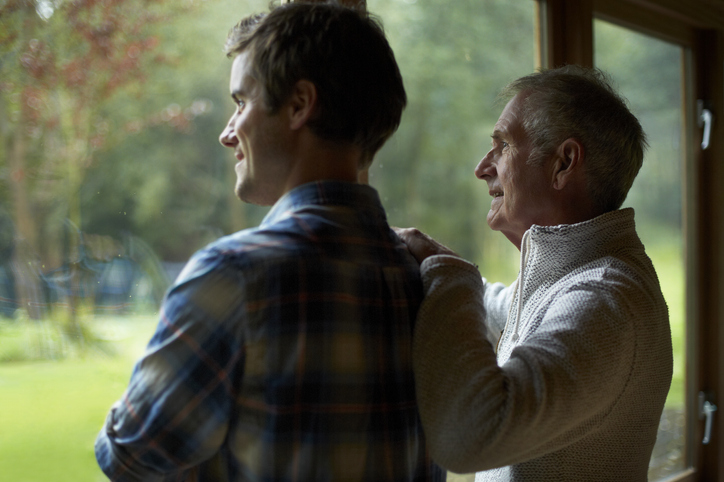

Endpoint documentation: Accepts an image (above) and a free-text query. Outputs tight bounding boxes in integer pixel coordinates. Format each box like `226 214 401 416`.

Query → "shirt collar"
260 180 386 228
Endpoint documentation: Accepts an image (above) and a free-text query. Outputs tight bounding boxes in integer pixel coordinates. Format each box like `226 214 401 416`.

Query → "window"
594 19 687 479
2 0 722 480
367 0 537 285
0 0 538 479
0 1 272 479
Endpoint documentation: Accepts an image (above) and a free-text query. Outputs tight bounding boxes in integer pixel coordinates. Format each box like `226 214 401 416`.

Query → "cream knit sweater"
413 208 673 481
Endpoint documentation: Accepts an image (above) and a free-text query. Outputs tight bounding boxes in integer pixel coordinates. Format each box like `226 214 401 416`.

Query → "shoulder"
186 226 313 274
567 253 667 314
531 255 669 352
157 229 312 329
164 228 311 308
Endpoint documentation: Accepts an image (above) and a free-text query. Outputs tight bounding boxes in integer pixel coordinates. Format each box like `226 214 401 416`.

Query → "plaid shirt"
95 181 445 482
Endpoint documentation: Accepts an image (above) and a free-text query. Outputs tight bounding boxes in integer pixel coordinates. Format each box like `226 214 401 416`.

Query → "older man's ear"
552 138 585 191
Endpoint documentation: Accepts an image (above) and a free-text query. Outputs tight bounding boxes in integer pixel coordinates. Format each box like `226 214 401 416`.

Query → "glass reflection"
0 0 536 479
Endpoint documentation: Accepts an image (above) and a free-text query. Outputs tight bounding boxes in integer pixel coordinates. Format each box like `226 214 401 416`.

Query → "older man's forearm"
412 256 506 472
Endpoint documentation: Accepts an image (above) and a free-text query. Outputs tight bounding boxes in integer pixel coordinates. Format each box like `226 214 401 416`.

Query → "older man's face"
474 93 557 250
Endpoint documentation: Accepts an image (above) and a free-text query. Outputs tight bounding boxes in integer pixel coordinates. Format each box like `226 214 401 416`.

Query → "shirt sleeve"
412 255 635 473
95 251 245 481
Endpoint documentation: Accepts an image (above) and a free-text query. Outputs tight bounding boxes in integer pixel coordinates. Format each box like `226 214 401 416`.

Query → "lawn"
645 239 685 409
0 315 157 482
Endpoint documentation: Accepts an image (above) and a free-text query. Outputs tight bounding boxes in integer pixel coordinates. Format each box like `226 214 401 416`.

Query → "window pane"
0 0 536 479
594 19 687 480
0 1 270 480
367 0 537 286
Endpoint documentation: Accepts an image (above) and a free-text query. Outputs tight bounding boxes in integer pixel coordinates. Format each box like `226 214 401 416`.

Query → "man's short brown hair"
225 1 407 167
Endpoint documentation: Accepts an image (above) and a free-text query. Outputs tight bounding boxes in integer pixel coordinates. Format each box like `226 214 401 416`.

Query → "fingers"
392 227 422 244
392 227 459 264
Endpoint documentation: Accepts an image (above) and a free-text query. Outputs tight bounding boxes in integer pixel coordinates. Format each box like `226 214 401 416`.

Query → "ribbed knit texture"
412 208 673 481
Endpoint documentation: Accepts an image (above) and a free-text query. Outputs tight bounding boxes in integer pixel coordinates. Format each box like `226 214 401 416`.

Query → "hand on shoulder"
393 227 460 264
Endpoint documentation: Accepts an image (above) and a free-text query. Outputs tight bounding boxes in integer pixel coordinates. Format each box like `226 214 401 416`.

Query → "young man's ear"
552 138 584 190
287 79 317 130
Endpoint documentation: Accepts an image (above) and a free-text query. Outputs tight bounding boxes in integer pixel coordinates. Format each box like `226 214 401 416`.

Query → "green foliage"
0 0 272 267
595 20 683 230
368 0 535 283
58 0 272 261
1 0 184 268
0 309 113 362
1 0 534 273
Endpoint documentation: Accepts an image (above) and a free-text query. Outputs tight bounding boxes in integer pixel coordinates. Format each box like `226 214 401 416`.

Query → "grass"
0 313 476 481
642 232 685 410
0 314 157 482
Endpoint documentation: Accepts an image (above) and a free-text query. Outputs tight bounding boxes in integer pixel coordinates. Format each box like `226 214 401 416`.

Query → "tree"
368 0 536 283
0 0 182 318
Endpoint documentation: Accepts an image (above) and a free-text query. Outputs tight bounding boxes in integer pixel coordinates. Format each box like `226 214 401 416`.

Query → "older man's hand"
393 227 460 264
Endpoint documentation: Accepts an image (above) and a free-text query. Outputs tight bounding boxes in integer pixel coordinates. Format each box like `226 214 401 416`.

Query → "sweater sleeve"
412 255 635 473
412 255 503 472
480 279 513 344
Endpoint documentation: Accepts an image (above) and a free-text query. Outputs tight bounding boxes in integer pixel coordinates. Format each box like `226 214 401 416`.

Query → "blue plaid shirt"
95 181 445 482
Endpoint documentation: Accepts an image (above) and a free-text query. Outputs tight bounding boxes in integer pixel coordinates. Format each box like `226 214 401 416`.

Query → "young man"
398 66 673 481
95 2 444 481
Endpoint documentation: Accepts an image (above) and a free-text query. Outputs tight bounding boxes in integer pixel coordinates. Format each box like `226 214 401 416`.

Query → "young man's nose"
219 121 237 148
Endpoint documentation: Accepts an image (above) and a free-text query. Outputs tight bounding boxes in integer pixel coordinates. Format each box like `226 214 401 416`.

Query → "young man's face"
474 93 557 249
219 51 293 206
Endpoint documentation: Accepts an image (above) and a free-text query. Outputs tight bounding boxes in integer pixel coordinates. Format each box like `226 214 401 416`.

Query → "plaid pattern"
95 181 445 482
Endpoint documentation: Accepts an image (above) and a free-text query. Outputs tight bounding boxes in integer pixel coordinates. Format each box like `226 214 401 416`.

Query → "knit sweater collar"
524 207 640 275
506 208 642 343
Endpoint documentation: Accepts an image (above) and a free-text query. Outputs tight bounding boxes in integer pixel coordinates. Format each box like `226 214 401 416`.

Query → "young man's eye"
231 94 245 111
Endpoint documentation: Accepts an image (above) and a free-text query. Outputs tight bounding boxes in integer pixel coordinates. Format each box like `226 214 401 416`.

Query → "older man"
95 2 444 481
398 66 673 481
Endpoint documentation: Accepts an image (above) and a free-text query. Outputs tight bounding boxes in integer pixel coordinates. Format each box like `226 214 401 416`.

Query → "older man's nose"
475 149 495 179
